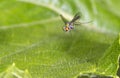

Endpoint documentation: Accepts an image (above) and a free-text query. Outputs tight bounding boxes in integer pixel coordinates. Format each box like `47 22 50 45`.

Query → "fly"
60 13 81 32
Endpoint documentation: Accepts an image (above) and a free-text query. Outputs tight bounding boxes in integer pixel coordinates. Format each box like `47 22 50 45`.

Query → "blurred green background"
0 0 120 78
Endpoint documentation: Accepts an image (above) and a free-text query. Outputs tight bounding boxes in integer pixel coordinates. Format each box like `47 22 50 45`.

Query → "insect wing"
60 14 68 24
70 12 81 23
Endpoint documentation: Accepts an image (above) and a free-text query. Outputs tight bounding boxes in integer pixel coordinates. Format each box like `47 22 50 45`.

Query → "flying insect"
60 13 81 32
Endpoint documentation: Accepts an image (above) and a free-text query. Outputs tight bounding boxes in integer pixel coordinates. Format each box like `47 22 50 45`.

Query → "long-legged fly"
60 13 81 32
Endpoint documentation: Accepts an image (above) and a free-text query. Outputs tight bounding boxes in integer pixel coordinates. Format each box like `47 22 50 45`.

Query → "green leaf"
119 33 120 44
0 0 119 78
0 63 32 78
76 36 120 78
97 37 120 77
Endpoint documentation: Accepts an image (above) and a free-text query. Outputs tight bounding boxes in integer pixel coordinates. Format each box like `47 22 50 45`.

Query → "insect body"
60 13 80 32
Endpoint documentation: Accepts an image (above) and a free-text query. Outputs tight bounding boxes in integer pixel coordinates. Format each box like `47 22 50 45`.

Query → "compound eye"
65 27 69 31
62 26 69 32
